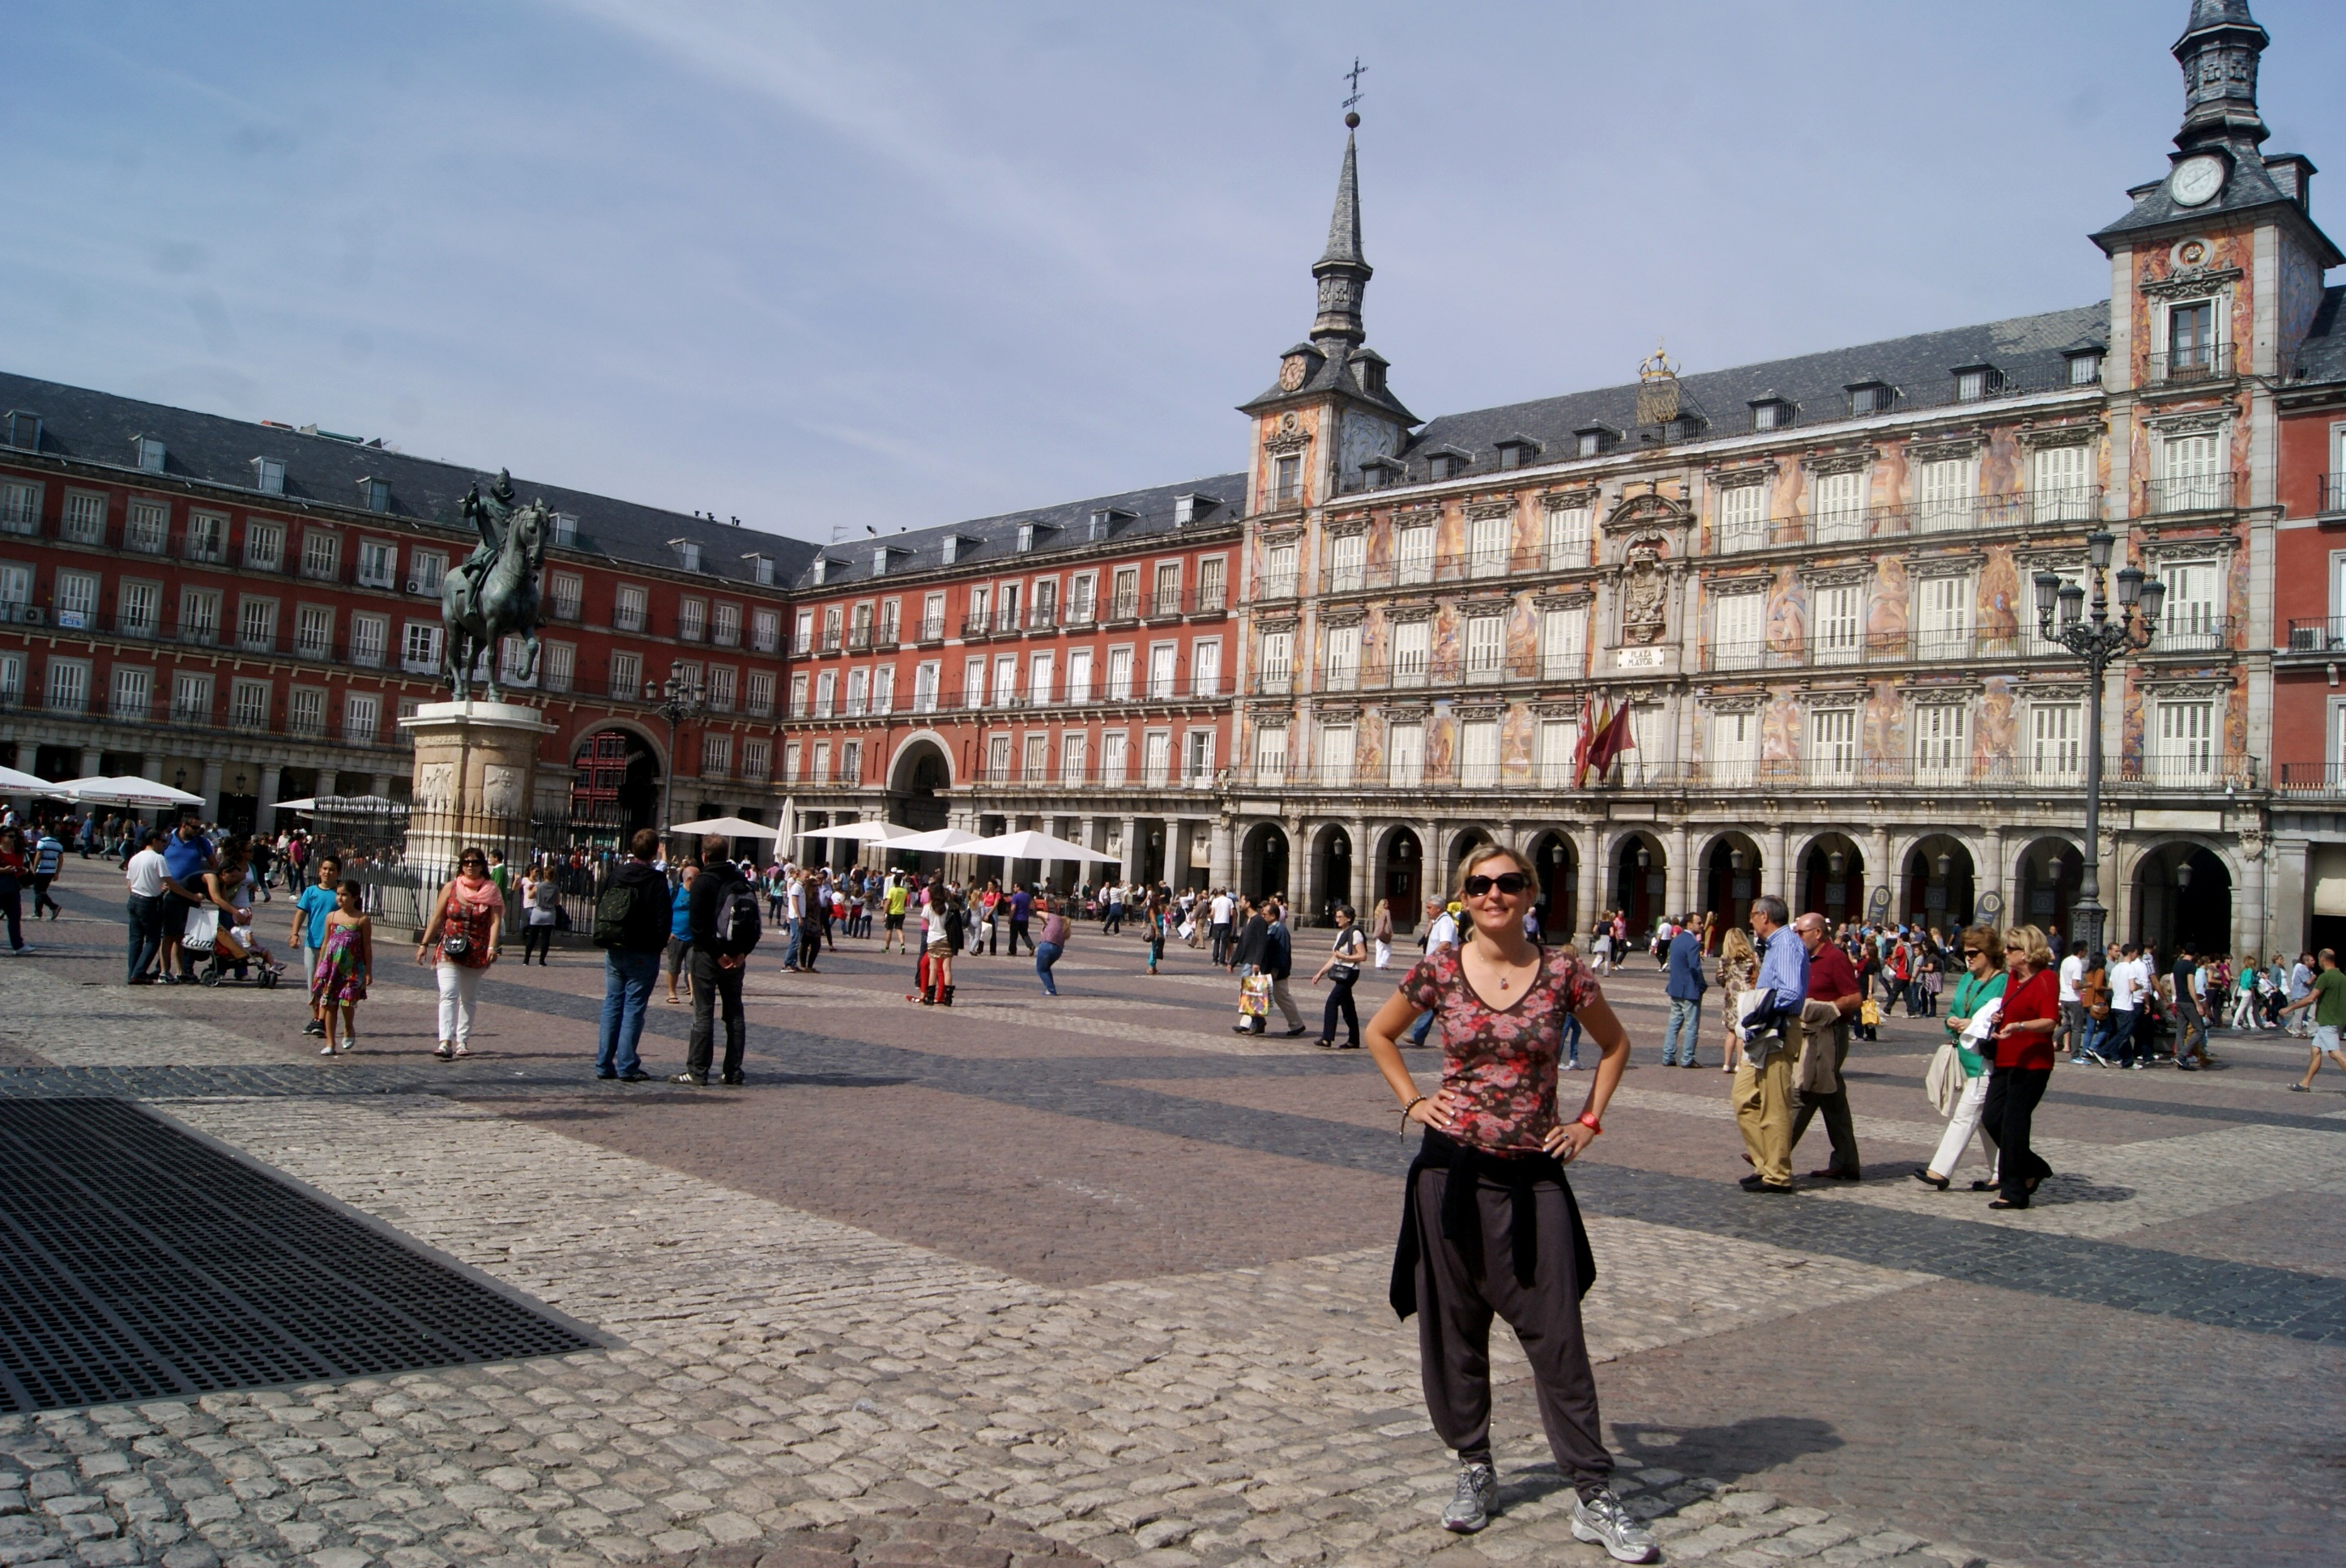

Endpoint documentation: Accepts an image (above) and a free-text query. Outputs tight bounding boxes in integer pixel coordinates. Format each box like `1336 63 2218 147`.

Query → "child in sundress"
312 880 373 1056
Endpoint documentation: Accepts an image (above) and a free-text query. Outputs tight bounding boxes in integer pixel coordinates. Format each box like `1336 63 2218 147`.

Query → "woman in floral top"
1363 846 1655 1565
416 846 502 1059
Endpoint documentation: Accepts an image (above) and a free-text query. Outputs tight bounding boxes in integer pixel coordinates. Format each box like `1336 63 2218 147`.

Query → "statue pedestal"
399 700 557 877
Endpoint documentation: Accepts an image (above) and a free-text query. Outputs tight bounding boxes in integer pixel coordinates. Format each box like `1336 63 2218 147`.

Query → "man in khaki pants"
1733 895 1808 1194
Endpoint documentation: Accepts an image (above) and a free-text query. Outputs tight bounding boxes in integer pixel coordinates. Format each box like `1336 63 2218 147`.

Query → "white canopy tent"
58 776 205 808
963 829 1120 863
668 816 778 841
800 819 915 842
0 764 51 795
885 826 990 854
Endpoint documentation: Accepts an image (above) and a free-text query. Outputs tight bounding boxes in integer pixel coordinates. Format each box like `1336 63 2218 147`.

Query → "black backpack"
723 879 763 952
592 871 668 952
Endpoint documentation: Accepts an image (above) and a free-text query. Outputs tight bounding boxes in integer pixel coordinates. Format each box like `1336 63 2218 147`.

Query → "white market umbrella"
801 819 917 842
667 815 776 839
0 765 51 794
965 829 1121 862
61 775 204 807
886 826 990 854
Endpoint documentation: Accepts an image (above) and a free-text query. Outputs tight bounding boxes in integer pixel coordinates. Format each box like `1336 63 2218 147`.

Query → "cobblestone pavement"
6 889 2345 1567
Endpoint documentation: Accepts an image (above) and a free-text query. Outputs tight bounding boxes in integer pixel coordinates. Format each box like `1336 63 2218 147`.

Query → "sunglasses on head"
1462 872 1529 897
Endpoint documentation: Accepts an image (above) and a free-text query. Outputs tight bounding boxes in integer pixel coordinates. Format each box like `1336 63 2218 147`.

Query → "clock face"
1278 356 1307 391
2169 154 2226 208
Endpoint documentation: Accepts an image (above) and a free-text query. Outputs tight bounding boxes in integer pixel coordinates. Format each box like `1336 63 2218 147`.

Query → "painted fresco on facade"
1766 570 1806 655
1424 710 1455 781
1760 697 1800 775
1507 597 1540 679
1868 557 1909 646
1861 682 1904 765
1500 705 1534 781
1430 605 1461 683
1977 677 2018 769
1979 547 2021 648
1356 709 1385 780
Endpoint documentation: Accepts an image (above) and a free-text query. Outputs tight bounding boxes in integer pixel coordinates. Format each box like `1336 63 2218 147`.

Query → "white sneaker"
1572 1489 1659 1563
1441 1464 1498 1533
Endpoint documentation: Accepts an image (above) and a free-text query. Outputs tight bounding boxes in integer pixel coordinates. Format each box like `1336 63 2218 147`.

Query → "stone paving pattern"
6 884 2344 1567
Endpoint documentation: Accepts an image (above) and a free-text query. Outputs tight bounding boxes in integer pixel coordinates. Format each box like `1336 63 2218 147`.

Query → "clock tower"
1239 114 1418 520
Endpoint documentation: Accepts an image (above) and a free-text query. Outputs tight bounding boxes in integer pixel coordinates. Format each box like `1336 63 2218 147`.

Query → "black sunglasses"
1462 872 1529 897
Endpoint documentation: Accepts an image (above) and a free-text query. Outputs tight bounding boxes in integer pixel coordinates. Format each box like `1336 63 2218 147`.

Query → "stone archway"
2014 835 2084 948
1611 831 1666 935
1698 830 1765 937
1903 834 1977 931
1312 822 1354 924
569 726 660 840
1798 833 1866 929
1241 822 1290 904
1380 826 1424 931
2131 841 2233 957
1527 830 1576 940
886 737 953 833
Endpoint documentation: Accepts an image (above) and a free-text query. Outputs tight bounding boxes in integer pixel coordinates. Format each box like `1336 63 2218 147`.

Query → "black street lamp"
643 669 709 837
2033 529 2165 959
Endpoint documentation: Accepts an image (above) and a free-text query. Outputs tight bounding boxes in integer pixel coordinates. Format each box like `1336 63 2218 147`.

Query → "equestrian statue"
441 468 546 701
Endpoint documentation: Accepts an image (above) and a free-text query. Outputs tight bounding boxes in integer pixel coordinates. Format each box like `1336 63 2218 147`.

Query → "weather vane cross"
1343 57 1367 117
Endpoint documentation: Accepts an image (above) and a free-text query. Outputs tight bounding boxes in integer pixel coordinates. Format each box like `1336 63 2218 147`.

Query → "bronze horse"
442 473 546 701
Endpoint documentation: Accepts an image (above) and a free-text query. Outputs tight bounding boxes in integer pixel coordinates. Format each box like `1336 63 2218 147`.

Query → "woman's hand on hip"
1543 1120 1597 1162
1407 1089 1461 1132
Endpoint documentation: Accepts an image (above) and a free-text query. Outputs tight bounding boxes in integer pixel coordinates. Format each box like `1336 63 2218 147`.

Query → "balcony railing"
0 686 407 752
970 760 1219 791
817 629 844 654
847 627 872 652
2144 473 2234 515
2318 475 2346 516
1218 752 2259 795
1703 616 2233 675
915 616 946 642
1104 593 1141 624
2148 343 2234 385
2280 764 2346 793
808 674 1235 719
960 614 992 639
2285 616 2346 654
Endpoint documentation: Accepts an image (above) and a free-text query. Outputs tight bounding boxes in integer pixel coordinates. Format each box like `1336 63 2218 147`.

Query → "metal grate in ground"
0 1098 597 1412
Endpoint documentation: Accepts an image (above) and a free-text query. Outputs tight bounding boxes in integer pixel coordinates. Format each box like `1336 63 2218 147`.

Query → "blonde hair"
1721 927 1758 969
2003 924 2054 968
1453 842 1542 904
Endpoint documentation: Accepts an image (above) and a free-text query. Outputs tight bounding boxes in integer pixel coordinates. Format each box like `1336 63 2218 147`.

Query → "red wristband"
1576 1111 1602 1135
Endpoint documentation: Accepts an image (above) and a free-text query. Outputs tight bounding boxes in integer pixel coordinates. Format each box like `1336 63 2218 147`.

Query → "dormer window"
1016 522 1034 553
1749 395 1792 432
943 534 962 565
1495 436 1542 471
1845 380 1893 417
135 436 166 472
812 556 830 586
1174 492 1217 526
1951 364 2002 403
744 552 773 585
356 476 390 513
551 512 578 546
5 411 41 450
1573 424 1617 459
252 456 285 495
1425 445 1474 481
670 539 702 572
1360 455 1405 492
2066 348 2104 386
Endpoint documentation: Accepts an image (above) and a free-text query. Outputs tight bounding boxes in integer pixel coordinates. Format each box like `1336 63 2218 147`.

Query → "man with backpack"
591 828 672 1081
677 834 760 1085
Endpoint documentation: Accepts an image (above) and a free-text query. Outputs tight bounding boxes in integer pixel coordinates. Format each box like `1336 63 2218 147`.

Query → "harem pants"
1410 1165 1613 1498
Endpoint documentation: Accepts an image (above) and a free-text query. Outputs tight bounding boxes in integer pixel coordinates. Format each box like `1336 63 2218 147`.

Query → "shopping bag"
1239 973 1272 1018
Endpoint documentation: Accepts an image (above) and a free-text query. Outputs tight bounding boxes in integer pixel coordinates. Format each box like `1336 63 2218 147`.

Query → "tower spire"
2173 0 2269 153
1310 117 1371 351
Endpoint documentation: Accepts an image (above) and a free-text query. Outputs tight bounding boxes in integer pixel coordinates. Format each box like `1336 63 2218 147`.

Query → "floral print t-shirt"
1401 946 1602 1152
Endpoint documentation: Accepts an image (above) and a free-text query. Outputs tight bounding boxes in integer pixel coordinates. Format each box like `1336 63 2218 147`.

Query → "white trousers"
1374 940 1392 969
436 962 483 1046
1928 1071 1998 1182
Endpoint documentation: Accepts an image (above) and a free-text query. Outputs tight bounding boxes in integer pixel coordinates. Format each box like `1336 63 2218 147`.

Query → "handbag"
1924 1042 1967 1117
184 907 220 948
1239 973 1272 1018
1860 998 1882 1028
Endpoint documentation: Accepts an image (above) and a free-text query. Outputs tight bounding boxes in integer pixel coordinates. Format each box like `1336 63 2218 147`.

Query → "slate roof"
790 472 1248 590
0 370 821 589
2283 284 2346 382
1384 301 2112 488
2089 152 2342 263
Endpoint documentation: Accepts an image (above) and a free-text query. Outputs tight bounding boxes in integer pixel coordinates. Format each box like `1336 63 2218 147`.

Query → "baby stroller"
182 906 283 988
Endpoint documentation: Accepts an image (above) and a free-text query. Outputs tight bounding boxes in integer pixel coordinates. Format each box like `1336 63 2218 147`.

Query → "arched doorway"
1313 824 1354 924
1448 828 1498 889
1527 831 1576 940
570 728 659 842
1700 832 1764 938
1903 835 1976 931
1612 833 1666 936
2015 837 2084 946
1800 834 1866 930
2133 842 2231 957
888 739 952 833
1380 827 1423 931
1241 822 1290 903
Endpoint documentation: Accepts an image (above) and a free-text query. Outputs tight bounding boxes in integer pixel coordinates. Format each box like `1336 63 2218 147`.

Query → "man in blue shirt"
30 827 64 920
1661 914 1708 1067
1008 885 1034 956
159 818 215 984
1733 894 1807 1194
289 855 343 1037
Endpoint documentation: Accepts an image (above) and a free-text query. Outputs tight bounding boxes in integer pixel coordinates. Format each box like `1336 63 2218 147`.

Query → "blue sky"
2 2 2340 544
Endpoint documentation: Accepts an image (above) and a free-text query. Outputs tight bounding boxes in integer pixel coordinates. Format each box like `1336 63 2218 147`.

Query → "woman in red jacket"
1985 924 2061 1210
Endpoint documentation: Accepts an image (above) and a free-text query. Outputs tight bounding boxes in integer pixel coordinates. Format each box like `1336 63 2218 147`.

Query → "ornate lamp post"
644 669 709 838
2033 530 2165 958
